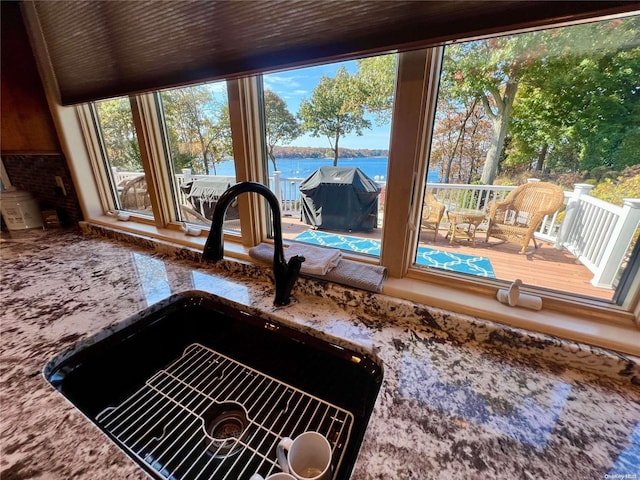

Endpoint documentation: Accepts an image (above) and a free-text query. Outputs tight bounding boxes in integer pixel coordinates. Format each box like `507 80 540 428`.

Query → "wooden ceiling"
24 1 638 104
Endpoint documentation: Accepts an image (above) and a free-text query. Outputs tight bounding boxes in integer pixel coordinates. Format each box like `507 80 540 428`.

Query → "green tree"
442 16 640 184
162 85 232 175
298 67 371 166
510 17 640 175
355 54 397 125
444 33 546 184
95 98 142 172
264 90 302 171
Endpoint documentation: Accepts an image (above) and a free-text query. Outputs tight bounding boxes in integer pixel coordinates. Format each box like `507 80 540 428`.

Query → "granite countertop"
1 227 639 480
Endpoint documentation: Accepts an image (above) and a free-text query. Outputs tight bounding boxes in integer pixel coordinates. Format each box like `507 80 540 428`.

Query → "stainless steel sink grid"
95 343 354 480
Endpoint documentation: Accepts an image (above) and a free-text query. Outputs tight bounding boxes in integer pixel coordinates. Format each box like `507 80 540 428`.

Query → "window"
415 16 640 303
56 11 639 349
158 82 238 231
261 55 397 257
93 97 150 217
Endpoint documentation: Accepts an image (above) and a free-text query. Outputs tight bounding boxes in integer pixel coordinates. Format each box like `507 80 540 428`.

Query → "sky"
262 61 392 151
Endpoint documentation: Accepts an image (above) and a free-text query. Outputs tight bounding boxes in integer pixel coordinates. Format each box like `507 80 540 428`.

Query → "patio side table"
446 208 486 247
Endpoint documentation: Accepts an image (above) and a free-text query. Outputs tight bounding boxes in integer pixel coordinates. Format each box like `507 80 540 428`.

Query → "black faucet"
202 182 305 306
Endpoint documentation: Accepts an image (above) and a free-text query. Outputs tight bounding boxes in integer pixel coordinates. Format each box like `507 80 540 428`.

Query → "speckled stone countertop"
1 226 639 480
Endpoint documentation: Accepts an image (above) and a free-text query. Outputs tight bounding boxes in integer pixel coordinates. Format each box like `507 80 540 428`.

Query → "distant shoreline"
271 146 389 159
215 155 440 183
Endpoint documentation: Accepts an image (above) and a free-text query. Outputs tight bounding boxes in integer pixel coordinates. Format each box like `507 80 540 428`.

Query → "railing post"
273 171 282 208
182 168 192 182
555 183 594 249
591 198 640 288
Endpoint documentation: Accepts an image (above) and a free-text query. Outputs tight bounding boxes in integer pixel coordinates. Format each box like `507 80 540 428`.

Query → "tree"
162 85 232 175
95 98 141 171
355 54 397 125
298 67 371 166
444 33 546 184
264 90 301 171
509 17 640 175
441 15 640 184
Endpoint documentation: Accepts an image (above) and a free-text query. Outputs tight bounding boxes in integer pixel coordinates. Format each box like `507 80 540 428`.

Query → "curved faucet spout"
202 182 305 306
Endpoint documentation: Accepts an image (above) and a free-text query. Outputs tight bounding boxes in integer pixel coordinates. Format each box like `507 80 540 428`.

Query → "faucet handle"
287 255 306 278
287 254 305 271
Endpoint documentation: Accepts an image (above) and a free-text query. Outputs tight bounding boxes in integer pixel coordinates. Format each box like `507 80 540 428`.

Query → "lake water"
212 157 440 183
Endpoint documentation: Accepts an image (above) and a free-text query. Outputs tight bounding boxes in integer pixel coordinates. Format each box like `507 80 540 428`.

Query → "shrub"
591 167 640 206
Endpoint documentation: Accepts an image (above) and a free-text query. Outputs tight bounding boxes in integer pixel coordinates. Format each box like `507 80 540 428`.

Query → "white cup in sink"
276 431 332 480
250 473 296 480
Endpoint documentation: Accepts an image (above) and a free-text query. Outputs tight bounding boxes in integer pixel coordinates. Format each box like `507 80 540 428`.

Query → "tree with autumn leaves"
440 15 639 185
161 85 232 175
98 15 639 193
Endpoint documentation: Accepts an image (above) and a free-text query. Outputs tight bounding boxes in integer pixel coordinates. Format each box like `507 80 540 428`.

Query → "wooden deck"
279 216 614 301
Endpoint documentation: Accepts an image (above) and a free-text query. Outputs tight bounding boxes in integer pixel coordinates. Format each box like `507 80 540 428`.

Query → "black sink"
44 290 383 480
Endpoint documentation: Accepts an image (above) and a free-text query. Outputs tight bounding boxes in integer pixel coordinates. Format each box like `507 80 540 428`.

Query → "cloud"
263 74 304 90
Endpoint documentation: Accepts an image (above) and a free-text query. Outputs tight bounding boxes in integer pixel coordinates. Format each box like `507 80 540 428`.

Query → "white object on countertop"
497 279 542 311
106 210 131 221
180 223 202 237
250 473 296 480
0 188 43 230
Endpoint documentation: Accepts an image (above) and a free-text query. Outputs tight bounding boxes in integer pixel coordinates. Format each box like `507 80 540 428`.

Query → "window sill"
384 277 640 357
85 217 640 357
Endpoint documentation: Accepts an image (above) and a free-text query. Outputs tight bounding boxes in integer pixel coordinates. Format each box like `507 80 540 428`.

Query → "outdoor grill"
180 178 239 221
299 167 380 232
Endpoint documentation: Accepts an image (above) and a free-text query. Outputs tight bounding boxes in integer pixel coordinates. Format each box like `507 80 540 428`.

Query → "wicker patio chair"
485 182 565 254
120 175 210 224
421 190 446 241
120 174 151 212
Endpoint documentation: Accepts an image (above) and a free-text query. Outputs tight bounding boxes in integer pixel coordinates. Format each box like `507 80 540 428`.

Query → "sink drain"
203 402 248 458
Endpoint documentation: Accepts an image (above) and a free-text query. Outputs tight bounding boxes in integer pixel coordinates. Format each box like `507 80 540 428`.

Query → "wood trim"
130 94 182 228
381 49 442 276
405 266 636 326
227 77 265 247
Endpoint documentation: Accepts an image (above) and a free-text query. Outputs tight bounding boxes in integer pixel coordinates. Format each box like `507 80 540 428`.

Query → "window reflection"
399 354 572 449
132 253 171 306
607 422 640 476
191 271 250 304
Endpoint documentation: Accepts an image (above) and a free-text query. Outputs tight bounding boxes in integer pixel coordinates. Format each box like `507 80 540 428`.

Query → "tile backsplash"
2 154 83 227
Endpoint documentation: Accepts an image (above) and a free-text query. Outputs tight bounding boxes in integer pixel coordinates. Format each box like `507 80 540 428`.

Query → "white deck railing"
112 169 639 289
556 184 640 288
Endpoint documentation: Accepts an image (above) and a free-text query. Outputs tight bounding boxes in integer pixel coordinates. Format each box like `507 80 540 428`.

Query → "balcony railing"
112 169 639 289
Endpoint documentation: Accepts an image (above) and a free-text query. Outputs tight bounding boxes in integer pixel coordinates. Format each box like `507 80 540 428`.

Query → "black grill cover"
299 167 380 231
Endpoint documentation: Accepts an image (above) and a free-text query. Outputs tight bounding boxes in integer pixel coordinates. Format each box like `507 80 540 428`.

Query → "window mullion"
226 76 267 247
128 94 176 228
76 103 118 212
381 48 443 277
